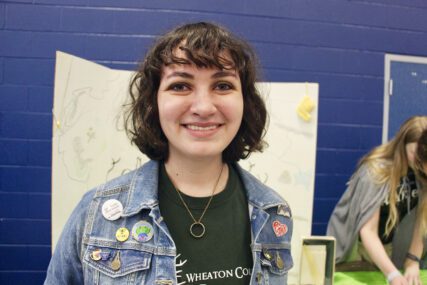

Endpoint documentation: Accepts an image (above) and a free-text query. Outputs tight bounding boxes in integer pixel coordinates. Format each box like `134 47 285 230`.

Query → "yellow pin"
115 227 130 242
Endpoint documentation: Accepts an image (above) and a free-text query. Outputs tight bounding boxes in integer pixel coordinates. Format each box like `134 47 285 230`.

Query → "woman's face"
406 142 418 167
157 58 244 161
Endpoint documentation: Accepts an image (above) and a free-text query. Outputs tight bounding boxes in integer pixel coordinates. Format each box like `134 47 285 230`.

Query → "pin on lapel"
272 220 288 237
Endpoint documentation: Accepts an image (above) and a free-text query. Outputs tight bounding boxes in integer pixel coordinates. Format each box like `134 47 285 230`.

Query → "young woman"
44 22 293 285
327 116 427 285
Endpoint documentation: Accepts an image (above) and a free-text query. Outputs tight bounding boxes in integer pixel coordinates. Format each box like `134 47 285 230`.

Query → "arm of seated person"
360 208 408 285
403 212 423 285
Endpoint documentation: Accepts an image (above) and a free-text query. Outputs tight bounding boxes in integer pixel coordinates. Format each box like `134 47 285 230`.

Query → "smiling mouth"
185 124 221 131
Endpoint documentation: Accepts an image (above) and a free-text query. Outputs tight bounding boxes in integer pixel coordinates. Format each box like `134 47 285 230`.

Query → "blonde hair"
357 116 427 237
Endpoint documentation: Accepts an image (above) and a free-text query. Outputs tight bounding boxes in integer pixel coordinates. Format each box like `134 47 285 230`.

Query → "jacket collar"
122 160 159 217
233 163 288 210
122 160 284 217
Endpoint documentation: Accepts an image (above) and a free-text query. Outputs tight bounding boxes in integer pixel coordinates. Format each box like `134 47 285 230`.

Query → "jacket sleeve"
44 191 94 285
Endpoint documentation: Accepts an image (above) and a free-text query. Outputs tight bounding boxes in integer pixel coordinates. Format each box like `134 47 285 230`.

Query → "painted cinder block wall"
1 0 427 283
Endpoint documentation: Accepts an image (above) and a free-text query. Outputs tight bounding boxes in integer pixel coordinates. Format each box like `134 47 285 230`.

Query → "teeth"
187 125 218 131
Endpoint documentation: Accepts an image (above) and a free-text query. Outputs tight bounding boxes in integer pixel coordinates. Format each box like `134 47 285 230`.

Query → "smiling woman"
44 22 294 285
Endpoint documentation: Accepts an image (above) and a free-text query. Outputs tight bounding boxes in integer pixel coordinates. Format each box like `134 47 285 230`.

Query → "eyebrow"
165 70 237 80
166 72 194 79
211 71 238 79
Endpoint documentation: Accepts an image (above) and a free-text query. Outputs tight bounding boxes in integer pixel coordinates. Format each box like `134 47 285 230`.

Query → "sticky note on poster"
297 95 316 122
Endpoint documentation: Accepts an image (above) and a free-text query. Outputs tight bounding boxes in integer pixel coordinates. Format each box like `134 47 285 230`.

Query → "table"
334 270 427 285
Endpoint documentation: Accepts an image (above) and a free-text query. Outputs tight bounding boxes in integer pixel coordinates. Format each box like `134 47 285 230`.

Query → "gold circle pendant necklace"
171 164 225 239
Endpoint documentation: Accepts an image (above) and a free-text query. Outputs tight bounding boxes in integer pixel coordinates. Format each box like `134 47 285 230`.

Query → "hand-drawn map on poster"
52 51 318 284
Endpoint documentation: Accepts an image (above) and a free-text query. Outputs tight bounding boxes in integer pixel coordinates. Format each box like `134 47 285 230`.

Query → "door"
383 54 427 142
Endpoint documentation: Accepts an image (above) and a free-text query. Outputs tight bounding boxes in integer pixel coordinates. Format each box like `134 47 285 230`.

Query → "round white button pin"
102 199 123 221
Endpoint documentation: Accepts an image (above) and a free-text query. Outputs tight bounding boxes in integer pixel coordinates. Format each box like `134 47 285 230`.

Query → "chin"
184 147 226 159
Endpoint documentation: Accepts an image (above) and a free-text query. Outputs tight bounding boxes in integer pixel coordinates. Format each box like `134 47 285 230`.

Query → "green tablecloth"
334 271 427 285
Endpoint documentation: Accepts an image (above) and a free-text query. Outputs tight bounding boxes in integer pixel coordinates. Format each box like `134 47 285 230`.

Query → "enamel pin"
132 221 154 242
272 220 288 237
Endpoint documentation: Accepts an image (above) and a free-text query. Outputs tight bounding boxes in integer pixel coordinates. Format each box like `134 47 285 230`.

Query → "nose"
190 88 217 117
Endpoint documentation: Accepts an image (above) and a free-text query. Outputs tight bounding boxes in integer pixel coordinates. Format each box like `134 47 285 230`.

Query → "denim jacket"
45 160 293 285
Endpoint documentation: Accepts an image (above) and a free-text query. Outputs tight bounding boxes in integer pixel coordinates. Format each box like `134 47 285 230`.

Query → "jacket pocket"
260 247 293 275
83 244 152 284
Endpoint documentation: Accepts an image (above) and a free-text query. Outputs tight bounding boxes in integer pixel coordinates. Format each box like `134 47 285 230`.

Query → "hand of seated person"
404 260 421 285
390 274 409 285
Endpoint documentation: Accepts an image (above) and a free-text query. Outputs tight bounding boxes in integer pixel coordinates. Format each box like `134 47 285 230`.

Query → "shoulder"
350 163 382 188
339 163 389 208
91 160 158 198
233 163 291 214
60 169 139 234
68 160 159 224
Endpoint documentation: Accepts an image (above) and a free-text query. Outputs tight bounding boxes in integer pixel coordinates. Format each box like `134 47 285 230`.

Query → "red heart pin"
272 220 288 237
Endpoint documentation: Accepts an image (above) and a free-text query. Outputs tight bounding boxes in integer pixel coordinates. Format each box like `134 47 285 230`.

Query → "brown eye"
215 82 233 91
169 83 190 92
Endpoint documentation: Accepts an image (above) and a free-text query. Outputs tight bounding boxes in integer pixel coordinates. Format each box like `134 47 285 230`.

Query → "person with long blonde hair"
327 116 427 285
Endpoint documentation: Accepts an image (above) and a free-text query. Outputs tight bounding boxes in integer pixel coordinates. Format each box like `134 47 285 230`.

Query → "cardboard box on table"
299 236 336 285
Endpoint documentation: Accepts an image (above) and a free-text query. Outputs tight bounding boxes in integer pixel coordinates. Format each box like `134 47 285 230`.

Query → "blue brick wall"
1 0 427 282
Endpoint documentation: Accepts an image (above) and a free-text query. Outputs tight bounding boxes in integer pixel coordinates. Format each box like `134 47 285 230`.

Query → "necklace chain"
171 164 225 238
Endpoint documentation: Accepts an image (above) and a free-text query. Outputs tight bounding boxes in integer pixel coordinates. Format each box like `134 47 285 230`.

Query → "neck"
164 155 228 197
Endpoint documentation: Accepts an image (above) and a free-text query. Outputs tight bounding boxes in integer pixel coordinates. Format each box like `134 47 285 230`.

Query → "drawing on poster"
52 52 318 285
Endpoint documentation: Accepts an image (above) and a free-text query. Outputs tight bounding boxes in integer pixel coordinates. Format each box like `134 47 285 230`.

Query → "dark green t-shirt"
158 163 253 285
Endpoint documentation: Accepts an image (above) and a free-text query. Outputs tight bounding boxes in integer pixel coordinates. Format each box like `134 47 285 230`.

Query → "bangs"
163 46 237 71
158 23 250 72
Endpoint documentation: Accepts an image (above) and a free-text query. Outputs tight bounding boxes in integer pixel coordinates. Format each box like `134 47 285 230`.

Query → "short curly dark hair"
125 22 267 162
